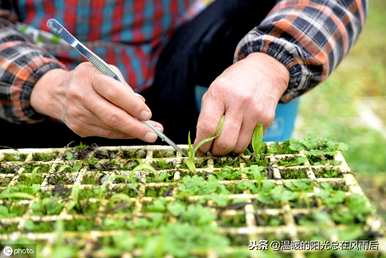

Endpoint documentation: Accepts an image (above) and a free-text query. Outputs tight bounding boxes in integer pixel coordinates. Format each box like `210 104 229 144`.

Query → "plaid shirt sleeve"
0 16 65 124
234 0 367 102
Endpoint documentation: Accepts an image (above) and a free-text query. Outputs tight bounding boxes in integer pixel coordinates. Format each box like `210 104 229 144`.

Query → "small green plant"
31 197 64 216
251 124 264 158
185 116 224 172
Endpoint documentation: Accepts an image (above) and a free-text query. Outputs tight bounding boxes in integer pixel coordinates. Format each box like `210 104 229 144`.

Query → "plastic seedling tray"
0 141 385 258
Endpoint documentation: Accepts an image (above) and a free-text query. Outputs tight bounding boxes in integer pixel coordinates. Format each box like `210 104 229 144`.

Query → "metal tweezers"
47 18 185 156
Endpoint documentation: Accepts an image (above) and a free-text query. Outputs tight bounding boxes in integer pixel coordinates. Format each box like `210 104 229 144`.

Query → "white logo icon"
2 246 13 256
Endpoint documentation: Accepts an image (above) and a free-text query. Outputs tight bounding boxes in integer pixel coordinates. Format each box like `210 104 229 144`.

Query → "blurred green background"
295 0 386 221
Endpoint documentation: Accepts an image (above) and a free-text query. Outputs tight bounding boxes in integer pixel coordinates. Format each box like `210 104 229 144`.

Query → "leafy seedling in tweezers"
185 116 224 172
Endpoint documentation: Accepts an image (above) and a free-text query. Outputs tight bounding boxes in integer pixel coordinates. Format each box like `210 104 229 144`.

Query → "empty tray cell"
121 149 147 159
144 185 174 197
146 170 176 183
23 163 51 173
110 184 140 198
23 220 55 233
88 159 139 171
92 149 121 159
17 173 45 185
218 212 246 227
280 167 309 179
0 164 20 174
255 213 285 227
0 222 19 234
152 149 176 158
150 159 178 170
307 153 340 166
64 218 97 232
31 152 59 161
46 172 77 185
31 197 64 216
63 145 97 160
213 156 241 168
43 185 72 199
1 152 28 162
0 201 29 218
214 167 243 180
105 195 135 214
313 167 343 178
276 155 307 167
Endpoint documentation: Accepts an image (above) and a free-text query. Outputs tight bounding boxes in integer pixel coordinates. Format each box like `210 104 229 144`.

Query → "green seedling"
0 202 28 218
31 197 64 215
251 124 264 158
185 116 224 172
177 175 228 197
215 166 242 180
0 185 39 200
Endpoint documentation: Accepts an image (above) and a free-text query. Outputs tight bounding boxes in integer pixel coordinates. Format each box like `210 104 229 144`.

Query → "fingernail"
145 132 157 142
155 124 163 132
135 93 146 102
150 122 163 132
140 110 152 121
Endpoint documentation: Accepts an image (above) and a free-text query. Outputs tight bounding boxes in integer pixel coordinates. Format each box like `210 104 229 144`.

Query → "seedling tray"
0 141 384 258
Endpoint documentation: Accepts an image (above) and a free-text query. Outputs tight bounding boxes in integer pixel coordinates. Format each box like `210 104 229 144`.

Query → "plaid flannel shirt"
0 0 367 124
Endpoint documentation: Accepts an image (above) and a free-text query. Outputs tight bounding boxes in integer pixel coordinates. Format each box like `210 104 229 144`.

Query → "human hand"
195 52 289 155
31 62 163 142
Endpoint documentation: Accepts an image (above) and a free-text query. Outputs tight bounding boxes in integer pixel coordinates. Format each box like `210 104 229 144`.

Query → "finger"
211 109 242 156
108 65 147 103
135 93 146 102
85 93 158 143
195 93 225 153
146 120 164 132
109 65 128 85
233 117 257 154
92 72 152 121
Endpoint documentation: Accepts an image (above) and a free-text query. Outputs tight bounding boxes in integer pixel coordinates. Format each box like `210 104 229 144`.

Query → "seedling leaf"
252 124 264 157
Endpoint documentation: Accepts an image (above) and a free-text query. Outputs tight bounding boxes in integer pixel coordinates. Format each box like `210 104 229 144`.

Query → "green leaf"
0 192 35 200
185 116 224 173
193 116 225 154
252 124 264 156
132 162 157 174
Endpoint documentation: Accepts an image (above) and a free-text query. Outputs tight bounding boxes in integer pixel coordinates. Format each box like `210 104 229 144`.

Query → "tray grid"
0 144 384 257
